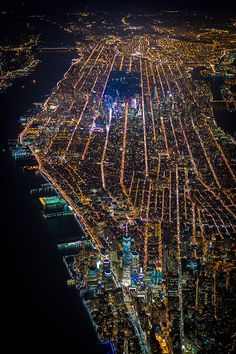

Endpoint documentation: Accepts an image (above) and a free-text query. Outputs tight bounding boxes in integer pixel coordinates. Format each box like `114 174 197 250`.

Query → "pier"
38 47 75 52
30 183 55 195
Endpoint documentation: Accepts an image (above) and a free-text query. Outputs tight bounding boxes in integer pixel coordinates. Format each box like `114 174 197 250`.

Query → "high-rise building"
122 267 131 287
122 223 132 286
104 272 114 291
109 250 118 264
151 261 163 286
131 97 137 109
153 85 157 101
103 257 111 276
131 251 140 274
138 267 144 282
122 223 132 268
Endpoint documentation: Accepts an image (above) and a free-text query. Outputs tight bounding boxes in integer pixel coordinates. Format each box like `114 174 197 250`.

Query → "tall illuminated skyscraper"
122 223 132 268
122 223 132 286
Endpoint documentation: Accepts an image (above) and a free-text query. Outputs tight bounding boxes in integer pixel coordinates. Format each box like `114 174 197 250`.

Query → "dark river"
191 67 236 135
0 51 107 354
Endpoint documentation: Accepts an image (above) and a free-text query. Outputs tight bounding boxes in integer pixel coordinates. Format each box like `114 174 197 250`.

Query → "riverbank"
191 67 236 136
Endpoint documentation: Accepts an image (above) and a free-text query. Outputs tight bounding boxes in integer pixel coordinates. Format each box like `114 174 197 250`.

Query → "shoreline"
34 165 106 344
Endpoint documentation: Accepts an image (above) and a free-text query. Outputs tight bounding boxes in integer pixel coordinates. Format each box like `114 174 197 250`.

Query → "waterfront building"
38 196 73 218
57 241 81 255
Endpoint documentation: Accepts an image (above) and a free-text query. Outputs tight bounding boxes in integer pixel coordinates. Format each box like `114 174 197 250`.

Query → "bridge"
211 99 236 110
211 100 235 103
38 47 75 52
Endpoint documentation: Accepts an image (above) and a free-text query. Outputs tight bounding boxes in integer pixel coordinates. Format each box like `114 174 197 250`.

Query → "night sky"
1 0 235 13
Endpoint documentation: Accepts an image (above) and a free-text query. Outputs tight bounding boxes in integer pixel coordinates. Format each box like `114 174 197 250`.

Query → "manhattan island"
20 32 236 353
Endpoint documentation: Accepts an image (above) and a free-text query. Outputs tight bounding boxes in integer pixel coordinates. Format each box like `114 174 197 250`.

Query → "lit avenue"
20 28 235 353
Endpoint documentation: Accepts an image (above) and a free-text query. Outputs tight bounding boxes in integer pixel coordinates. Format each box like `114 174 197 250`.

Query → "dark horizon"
1 0 235 14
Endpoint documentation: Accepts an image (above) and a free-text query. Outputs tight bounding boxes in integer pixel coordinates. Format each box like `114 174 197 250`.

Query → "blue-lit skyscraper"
122 223 132 268
153 85 157 101
122 223 132 286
